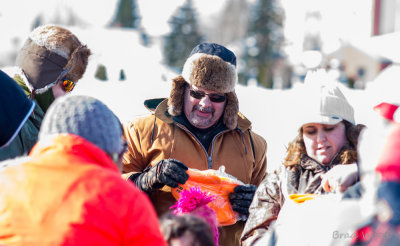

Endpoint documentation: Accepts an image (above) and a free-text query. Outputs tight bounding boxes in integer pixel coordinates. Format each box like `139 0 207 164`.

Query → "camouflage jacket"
240 152 350 246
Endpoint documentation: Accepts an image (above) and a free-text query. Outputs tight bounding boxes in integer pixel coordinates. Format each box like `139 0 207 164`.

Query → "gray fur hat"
39 95 124 155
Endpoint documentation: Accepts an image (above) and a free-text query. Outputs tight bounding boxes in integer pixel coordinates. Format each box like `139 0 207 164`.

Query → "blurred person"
342 102 400 200
0 95 166 246
241 69 365 245
160 213 216 246
122 43 267 246
0 24 91 161
0 70 35 151
160 186 219 246
169 186 220 245
350 103 400 245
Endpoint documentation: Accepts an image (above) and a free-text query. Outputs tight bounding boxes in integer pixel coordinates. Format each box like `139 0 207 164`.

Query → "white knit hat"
297 69 355 126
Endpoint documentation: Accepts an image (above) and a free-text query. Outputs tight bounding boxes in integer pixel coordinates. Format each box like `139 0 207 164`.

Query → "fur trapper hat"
16 25 91 95
168 43 239 129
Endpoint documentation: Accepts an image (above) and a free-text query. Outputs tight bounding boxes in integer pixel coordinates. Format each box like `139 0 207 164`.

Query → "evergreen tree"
31 15 43 30
163 0 204 72
241 0 284 88
95 64 108 81
119 69 126 81
112 0 140 28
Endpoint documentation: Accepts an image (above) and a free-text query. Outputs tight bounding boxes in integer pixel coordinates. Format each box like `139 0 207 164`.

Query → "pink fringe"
171 186 220 246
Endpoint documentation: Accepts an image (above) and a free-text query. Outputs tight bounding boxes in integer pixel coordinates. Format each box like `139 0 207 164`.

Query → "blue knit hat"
39 95 124 155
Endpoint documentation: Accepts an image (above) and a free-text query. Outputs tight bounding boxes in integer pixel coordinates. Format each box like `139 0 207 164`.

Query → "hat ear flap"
168 75 187 116
223 91 239 130
65 45 91 82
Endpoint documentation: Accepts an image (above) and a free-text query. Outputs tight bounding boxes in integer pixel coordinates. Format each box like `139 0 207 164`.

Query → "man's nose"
199 95 212 107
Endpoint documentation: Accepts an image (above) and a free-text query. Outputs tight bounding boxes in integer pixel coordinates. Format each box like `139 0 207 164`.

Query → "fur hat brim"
167 75 239 130
182 53 237 93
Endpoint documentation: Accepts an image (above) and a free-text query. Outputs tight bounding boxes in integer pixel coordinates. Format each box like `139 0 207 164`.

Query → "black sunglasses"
189 89 226 103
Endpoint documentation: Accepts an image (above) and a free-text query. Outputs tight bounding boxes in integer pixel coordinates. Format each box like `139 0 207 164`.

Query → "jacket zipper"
175 123 229 169
208 130 230 168
175 123 210 168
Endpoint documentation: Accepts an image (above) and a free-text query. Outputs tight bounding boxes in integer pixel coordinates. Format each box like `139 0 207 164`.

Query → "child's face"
170 233 197 246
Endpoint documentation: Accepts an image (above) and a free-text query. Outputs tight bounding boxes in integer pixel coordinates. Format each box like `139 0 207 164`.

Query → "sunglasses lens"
189 90 205 99
62 80 75 92
189 89 226 103
209 94 226 103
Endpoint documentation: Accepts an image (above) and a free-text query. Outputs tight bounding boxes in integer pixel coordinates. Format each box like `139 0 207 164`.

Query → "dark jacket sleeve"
342 181 364 200
241 168 284 246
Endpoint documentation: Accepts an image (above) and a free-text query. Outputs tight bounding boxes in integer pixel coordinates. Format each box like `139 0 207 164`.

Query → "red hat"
375 123 400 182
374 102 400 122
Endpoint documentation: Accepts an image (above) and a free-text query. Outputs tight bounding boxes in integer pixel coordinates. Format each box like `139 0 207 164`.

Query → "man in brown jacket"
122 43 267 246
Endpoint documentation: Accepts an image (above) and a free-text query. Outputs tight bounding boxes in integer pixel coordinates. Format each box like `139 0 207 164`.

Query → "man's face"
183 84 226 129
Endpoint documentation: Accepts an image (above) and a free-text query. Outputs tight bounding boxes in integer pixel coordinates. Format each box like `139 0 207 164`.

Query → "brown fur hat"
168 43 239 129
16 25 91 94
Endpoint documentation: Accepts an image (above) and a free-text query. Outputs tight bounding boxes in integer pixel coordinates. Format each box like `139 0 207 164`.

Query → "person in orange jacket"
0 95 166 246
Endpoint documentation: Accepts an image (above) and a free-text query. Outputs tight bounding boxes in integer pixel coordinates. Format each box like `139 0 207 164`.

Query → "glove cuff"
128 173 141 182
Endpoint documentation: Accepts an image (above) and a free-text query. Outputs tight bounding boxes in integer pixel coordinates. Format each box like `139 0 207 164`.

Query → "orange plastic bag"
171 166 243 226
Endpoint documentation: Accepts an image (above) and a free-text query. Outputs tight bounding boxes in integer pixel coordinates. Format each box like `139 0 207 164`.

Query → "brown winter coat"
122 99 267 246
240 148 357 246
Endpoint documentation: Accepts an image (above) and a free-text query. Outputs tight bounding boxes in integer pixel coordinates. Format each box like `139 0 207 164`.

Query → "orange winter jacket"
0 134 166 246
122 99 267 246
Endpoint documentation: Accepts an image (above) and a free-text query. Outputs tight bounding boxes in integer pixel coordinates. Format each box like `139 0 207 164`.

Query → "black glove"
129 159 189 193
229 184 257 218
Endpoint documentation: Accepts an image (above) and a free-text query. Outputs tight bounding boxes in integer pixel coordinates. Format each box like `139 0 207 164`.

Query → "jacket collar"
30 134 119 173
154 98 252 131
14 69 55 113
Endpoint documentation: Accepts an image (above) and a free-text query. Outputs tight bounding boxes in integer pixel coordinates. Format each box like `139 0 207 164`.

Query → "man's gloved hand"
229 184 257 219
129 159 189 193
